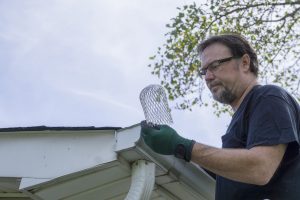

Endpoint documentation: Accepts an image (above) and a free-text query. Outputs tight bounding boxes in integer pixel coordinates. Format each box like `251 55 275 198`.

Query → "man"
141 34 300 199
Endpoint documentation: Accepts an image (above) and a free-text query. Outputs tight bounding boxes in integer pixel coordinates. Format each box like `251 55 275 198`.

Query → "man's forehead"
200 43 231 64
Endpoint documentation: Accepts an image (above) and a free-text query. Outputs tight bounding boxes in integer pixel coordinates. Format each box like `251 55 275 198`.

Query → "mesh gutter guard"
139 84 173 126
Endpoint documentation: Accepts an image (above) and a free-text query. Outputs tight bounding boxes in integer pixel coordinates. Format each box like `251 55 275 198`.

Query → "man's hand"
140 121 195 162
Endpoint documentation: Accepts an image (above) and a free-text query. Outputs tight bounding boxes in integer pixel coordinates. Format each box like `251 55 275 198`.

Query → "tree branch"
219 2 300 19
261 7 300 22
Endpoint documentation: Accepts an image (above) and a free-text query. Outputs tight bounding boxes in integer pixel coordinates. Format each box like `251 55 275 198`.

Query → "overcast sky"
0 0 231 147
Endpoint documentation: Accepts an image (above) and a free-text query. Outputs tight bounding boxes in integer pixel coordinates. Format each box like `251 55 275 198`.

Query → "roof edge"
0 126 122 132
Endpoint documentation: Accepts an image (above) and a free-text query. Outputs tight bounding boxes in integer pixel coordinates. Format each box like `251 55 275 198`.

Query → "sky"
0 0 231 147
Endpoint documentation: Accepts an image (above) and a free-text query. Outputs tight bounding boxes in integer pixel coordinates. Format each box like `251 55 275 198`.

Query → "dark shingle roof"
0 126 122 132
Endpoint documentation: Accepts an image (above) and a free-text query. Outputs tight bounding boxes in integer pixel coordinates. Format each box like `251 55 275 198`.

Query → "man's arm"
140 122 287 185
191 142 287 185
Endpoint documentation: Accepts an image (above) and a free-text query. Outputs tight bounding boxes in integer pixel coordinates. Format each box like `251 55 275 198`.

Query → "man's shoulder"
252 85 299 109
254 84 288 98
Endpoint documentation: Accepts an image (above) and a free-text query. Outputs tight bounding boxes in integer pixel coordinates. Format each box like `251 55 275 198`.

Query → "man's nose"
205 69 215 81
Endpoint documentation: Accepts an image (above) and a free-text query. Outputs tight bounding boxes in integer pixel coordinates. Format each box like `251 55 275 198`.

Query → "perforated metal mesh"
139 84 173 125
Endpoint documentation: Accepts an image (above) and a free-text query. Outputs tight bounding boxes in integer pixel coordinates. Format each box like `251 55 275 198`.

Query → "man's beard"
212 85 236 104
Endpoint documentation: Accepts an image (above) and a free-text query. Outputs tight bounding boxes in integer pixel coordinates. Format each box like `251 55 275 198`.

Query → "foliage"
149 0 300 116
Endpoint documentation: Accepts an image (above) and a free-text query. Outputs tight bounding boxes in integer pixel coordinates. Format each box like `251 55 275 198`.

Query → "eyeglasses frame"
199 56 241 77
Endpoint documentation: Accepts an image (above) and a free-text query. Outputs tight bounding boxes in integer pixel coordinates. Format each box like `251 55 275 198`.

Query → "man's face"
200 43 242 104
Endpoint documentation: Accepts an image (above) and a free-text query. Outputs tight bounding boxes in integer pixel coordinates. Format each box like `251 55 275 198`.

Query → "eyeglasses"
199 56 240 77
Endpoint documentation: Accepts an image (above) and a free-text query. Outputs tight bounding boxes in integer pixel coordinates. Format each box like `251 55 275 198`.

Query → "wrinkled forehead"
200 43 232 66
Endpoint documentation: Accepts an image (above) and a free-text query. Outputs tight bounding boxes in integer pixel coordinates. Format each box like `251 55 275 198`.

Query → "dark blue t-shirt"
216 85 300 200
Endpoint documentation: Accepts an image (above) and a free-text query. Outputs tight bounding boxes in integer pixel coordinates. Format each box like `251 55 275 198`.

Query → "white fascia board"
0 130 117 179
115 123 141 151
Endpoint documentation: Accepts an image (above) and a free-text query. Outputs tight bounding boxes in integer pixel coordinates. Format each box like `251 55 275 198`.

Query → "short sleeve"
247 95 299 149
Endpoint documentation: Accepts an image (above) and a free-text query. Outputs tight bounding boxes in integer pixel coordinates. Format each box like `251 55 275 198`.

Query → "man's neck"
231 79 258 112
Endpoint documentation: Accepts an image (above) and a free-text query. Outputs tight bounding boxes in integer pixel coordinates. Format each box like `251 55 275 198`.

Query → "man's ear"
241 54 251 72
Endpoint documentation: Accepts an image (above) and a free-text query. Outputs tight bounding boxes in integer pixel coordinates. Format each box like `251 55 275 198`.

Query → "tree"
149 0 300 116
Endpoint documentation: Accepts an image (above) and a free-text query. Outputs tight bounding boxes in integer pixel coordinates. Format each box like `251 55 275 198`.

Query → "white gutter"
116 124 215 200
125 160 155 200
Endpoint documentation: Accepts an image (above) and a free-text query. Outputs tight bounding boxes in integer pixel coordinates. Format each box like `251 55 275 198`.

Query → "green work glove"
140 120 195 162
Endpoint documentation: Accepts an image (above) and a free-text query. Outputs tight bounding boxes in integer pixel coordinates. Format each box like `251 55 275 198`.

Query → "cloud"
67 88 142 115
0 0 228 147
